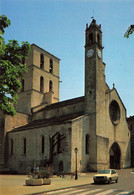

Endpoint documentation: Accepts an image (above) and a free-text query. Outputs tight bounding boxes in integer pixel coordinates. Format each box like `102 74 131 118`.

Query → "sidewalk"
0 173 95 195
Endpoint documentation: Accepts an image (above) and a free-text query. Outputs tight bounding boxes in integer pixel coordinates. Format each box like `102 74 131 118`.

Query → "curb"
29 182 93 195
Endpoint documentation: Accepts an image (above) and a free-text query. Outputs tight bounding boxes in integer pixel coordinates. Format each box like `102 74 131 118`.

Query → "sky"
1 0 134 117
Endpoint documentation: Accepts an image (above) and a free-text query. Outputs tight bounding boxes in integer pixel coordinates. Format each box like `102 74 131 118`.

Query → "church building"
0 19 131 173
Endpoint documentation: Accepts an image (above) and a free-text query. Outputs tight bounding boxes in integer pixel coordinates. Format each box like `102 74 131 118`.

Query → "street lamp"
74 147 78 180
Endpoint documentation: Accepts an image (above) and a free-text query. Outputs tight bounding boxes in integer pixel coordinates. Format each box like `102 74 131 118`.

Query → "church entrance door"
109 142 121 169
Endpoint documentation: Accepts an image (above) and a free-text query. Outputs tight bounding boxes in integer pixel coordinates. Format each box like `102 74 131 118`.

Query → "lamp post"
74 147 78 180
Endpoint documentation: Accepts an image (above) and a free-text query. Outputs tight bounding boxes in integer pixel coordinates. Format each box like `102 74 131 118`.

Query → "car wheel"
108 178 111 184
116 177 118 183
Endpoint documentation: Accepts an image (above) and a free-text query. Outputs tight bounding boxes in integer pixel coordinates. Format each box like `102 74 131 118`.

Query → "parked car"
93 169 118 184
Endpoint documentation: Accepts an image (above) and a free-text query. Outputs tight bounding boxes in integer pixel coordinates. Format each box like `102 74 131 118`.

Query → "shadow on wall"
125 139 131 168
86 162 97 172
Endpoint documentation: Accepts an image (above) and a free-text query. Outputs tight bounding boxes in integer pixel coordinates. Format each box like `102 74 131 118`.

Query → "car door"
111 170 117 181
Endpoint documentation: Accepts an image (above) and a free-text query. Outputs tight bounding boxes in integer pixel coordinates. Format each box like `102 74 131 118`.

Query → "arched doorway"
109 142 121 169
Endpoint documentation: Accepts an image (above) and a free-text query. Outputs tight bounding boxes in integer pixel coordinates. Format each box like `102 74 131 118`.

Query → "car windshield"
98 170 110 174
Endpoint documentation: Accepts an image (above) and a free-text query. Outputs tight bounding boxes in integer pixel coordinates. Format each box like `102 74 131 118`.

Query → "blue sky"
1 0 134 117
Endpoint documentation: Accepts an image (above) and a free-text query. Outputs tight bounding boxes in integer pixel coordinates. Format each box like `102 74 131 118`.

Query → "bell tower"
85 19 105 114
84 19 106 171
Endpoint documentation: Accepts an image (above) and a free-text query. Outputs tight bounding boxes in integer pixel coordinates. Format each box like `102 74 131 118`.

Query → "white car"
93 169 118 184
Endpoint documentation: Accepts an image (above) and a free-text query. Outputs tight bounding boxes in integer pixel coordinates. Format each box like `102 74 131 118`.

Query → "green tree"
124 25 134 38
0 15 31 116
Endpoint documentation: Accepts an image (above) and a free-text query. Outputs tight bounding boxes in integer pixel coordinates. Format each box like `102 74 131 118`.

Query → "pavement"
1 169 133 195
0 172 95 195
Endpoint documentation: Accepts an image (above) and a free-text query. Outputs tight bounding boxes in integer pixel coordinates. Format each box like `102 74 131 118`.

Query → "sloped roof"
127 115 134 121
8 111 85 133
106 87 126 111
31 44 60 61
33 96 84 114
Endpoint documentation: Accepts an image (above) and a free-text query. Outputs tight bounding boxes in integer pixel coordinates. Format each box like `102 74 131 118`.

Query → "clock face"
87 49 94 58
97 50 101 58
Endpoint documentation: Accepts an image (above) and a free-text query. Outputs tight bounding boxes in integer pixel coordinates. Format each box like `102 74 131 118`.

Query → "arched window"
24 138 26 155
49 80 53 91
40 76 44 92
109 100 120 125
89 33 93 45
40 53 44 69
97 34 100 45
85 134 89 154
57 134 61 152
41 136 45 153
10 139 13 155
49 59 53 73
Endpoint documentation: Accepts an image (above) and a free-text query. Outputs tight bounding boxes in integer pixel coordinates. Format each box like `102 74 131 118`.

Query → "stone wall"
106 89 131 168
15 44 60 114
7 122 72 174
4 113 28 133
32 97 84 121
127 116 134 167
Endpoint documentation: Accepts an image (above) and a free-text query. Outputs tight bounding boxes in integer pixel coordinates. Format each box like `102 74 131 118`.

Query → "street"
44 186 134 195
0 169 134 195
44 169 134 195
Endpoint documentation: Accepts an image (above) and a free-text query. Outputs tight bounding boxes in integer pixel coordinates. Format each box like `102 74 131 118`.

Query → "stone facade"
127 116 134 167
0 19 131 174
0 111 28 169
15 44 60 114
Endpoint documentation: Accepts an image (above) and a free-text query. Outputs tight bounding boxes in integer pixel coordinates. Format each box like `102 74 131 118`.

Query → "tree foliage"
0 15 31 116
124 25 134 38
